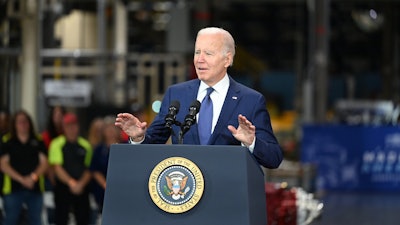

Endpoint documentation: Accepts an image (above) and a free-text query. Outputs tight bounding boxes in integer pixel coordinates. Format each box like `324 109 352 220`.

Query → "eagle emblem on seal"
164 171 191 200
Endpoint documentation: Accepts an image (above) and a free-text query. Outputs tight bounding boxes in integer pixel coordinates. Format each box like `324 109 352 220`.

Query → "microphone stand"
166 120 186 144
178 121 195 144
172 121 185 144
178 130 184 144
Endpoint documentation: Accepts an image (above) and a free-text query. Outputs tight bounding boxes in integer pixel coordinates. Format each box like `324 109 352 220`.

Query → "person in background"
41 106 65 150
48 113 93 225
0 108 11 195
0 108 8 223
115 27 283 169
0 108 10 140
0 110 48 225
41 106 66 192
90 116 121 213
87 117 105 149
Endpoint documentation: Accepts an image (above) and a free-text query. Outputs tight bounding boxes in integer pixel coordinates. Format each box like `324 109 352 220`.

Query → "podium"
101 144 267 225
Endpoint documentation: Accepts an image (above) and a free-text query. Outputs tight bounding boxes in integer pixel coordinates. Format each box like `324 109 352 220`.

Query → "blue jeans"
3 190 43 225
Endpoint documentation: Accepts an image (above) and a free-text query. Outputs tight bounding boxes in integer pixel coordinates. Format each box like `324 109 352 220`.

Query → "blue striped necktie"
198 87 214 145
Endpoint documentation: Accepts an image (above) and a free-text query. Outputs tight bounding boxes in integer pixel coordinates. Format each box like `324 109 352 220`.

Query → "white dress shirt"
197 74 230 133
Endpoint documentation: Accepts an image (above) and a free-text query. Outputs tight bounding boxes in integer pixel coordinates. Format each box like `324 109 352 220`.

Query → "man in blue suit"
115 27 282 169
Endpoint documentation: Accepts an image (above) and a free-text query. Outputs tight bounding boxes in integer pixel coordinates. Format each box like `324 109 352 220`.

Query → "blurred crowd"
0 106 128 225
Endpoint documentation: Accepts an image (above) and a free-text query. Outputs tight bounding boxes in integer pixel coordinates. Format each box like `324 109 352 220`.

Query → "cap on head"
63 113 78 125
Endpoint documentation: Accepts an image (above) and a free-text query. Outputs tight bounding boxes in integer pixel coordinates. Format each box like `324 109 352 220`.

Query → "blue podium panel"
302 125 400 191
101 144 266 225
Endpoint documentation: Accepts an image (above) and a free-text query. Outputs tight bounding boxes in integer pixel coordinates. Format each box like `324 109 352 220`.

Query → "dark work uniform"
0 136 46 225
48 136 92 225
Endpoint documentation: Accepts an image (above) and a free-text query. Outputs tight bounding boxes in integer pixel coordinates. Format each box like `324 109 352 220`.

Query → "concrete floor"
309 191 400 225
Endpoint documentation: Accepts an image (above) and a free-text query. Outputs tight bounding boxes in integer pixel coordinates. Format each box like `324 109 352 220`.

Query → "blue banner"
301 125 400 191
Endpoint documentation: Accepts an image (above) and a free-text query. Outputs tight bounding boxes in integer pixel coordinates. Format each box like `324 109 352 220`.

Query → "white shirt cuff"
241 137 256 153
129 136 145 144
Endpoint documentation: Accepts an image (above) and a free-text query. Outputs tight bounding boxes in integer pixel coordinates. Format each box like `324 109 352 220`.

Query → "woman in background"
0 110 48 225
41 106 65 150
90 116 121 213
87 117 105 149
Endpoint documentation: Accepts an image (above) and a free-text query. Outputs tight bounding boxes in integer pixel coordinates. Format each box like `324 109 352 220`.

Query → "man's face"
63 123 79 142
194 33 232 86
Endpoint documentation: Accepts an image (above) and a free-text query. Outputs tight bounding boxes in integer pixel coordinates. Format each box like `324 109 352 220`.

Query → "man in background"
49 113 92 225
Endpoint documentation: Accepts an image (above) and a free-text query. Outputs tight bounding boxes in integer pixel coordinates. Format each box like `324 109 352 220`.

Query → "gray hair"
197 27 236 66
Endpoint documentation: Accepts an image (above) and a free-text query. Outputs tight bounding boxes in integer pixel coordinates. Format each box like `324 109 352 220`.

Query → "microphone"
181 100 201 135
165 100 180 128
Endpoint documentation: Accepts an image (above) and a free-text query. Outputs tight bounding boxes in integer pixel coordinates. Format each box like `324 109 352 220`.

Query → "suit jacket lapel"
185 80 199 106
187 80 201 145
208 77 241 144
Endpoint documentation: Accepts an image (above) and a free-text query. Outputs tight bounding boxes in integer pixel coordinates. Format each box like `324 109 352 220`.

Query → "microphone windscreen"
190 100 201 113
170 100 180 112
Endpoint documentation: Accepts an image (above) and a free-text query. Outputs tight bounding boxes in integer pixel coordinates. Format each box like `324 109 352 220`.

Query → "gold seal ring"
148 156 204 213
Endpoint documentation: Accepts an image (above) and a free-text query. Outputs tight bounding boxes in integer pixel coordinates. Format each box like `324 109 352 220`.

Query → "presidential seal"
148 157 204 213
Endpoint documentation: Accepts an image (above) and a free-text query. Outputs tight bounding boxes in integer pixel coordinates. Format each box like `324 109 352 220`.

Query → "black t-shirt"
0 137 46 192
61 142 88 180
